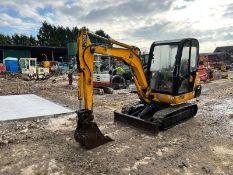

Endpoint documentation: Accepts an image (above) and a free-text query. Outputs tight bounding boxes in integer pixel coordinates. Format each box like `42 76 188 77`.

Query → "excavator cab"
147 38 199 96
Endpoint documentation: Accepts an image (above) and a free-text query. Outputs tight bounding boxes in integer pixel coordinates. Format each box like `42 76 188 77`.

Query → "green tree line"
0 21 110 47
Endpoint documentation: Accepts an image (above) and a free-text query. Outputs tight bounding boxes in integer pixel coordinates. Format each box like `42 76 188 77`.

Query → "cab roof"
153 38 198 45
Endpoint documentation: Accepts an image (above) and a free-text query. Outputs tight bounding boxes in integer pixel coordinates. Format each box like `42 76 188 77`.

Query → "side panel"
150 92 195 104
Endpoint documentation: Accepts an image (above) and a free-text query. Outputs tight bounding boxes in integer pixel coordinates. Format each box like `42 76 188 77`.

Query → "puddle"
212 99 233 116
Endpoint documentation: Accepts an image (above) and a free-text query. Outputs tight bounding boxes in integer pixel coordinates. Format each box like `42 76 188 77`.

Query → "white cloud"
0 0 233 52
0 13 36 34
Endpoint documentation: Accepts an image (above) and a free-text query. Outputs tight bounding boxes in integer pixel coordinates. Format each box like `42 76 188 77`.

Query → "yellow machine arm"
77 27 149 112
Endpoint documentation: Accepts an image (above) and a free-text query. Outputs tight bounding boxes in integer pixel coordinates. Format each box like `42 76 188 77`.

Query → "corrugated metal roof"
214 46 233 53
0 45 67 50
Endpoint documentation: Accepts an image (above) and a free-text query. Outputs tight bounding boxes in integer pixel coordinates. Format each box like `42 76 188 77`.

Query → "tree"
0 34 12 45
53 25 67 47
11 34 22 45
0 21 110 47
94 29 111 46
29 35 37 46
71 26 79 42
11 34 37 46
37 21 80 47
95 29 110 38
37 21 53 46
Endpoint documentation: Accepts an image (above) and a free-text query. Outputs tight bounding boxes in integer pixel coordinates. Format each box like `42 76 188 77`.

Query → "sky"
0 0 233 52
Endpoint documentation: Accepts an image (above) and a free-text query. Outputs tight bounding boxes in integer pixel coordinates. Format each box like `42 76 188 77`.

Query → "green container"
67 42 77 56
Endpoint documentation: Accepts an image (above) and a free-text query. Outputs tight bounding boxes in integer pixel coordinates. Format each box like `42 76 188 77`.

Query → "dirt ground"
0 72 232 175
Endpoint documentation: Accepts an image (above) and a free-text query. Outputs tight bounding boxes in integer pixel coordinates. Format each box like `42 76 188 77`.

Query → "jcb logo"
82 34 87 50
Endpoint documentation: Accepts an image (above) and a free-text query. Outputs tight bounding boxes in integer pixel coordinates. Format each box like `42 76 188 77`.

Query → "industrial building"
214 46 233 63
0 45 68 63
200 46 233 64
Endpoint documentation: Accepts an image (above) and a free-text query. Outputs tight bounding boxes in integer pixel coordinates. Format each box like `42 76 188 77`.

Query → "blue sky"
0 0 233 52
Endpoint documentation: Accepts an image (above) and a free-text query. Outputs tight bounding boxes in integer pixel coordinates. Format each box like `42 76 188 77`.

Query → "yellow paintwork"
77 27 200 111
149 92 194 104
77 28 95 110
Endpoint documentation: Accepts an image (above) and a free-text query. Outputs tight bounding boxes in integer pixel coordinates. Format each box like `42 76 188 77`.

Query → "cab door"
178 40 198 94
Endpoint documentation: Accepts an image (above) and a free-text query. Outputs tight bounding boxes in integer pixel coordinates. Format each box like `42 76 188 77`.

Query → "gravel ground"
0 72 232 175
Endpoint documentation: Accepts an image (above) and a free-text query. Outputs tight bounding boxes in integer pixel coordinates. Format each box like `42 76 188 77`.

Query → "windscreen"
150 44 178 93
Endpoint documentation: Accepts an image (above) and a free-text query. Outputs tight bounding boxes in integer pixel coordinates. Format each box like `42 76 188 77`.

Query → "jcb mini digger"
74 27 201 149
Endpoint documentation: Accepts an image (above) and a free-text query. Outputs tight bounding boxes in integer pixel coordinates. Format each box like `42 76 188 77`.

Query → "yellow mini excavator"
74 27 201 149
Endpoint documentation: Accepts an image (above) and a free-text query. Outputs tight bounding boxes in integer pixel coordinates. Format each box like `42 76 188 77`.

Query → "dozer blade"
114 102 197 132
74 110 112 149
114 111 159 134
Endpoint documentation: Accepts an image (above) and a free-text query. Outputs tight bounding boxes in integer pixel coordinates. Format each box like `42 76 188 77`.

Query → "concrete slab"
0 94 74 121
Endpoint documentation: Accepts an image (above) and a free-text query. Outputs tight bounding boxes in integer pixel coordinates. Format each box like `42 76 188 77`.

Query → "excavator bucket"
74 110 112 149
